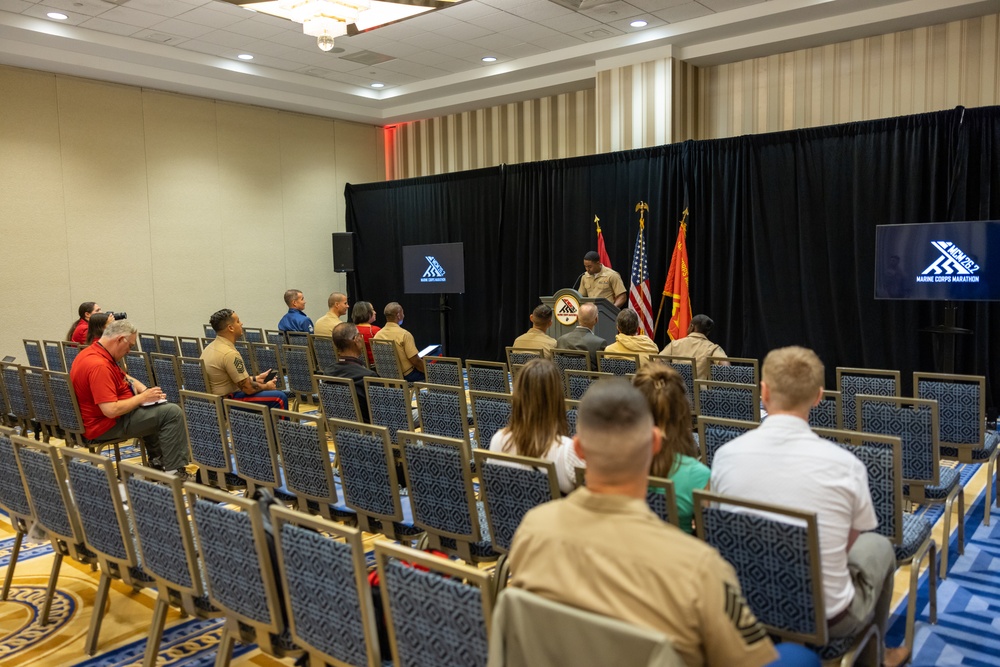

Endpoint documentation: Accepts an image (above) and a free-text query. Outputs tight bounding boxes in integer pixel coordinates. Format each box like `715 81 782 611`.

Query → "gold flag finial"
635 201 649 228
594 215 601 233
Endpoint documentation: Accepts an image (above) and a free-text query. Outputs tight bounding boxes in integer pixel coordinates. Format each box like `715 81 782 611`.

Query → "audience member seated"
507 378 779 666
711 346 908 667
511 304 557 359
604 308 659 365
488 358 578 494
69 319 191 478
326 322 378 422
373 301 425 382
314 291 349 337
201 309 287 410
67 301 100 344
658 313 728 380
351 300 381 366
555 302 607 369
277 288 314 333
85 312 113 345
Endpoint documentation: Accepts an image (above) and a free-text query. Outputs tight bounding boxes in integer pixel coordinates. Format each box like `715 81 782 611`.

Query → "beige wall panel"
0 67 69 354
142 91 223 336
58 77 155 333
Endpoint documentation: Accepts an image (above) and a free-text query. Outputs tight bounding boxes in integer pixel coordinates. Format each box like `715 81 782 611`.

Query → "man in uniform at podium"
580 251 627 308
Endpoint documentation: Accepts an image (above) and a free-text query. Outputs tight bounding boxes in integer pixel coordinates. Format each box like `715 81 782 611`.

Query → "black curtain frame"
345 106 1000 408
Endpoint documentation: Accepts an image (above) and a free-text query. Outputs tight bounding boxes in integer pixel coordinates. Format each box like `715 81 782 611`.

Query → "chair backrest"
645 476 680 527
139 332 159 354
505 347 543 368
284 344 315 400
694 380 760 422
413 382 473 450
309 334 337 374
272 409 340 514
552 348 591 373
234 339 256 376
374 541 492 667
271 506 382 667
315 375 363 424
0 429 33 527
43 340 65 372
474 450 560 553
329 419 407 534
708 357 758 385
286 331 310 348
12 435 84 547
265 329 284 346
151 353 182 403
913 372 986 447
178 357 210 393
124 350 154 391
156 335 180 357
370 340 403 380
565 399 579 437
179 391 232 483
224 399 282 493
694 489 826 645
203 324 217 339
465 359 510 394
364 377 414 445
1 362 30 423
45 370 84 442
23 365 56 429
426 356 463 387
836 367 900 430
23 339 45 369
243 327 265 344
597 351 639 376
696 416 759 468
178 336 202 359
251 343 285 390
61 341 82 372
650 355 697 409
0 370 10 422
564 369 614 401
808 390 843 430
857 395 939 486
469 391 513 449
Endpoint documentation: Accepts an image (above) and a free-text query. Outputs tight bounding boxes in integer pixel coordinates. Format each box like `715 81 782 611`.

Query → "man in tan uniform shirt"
314 292 349 337
200 308 287 410
372 301 425 382
579 251 627 308
508 379 777 667
511 304 557 359
659 313 728 380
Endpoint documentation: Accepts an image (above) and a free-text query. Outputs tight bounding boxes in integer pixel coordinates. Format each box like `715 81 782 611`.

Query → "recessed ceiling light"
47 12 68 20
630 19 648 27
370 82 385 88
481 56 497 63
237 53 254 60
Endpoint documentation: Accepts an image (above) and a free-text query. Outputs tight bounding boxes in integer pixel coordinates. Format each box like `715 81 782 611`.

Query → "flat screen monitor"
402 242 466 294
875 221 1000 300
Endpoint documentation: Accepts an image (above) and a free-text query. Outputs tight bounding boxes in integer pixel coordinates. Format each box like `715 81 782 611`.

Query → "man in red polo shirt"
70 319 190 477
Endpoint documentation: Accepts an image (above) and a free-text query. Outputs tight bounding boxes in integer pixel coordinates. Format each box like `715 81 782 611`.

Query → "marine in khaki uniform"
201 308 288 410
314 291 349 338
511 304 557 359
579 250 627 308
372 301 425 382
659 314 728 380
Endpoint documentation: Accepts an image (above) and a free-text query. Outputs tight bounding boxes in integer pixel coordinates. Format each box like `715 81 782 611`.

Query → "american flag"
629 221 654 337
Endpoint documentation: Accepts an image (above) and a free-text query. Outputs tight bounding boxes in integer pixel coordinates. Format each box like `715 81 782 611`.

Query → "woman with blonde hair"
632 363 710 533
489 358 576 493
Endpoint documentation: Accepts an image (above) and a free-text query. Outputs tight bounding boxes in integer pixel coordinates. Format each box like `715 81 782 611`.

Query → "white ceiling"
0 0 996 124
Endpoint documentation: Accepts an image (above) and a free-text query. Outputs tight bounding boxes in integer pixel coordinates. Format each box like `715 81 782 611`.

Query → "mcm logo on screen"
917 241 980 283
420 256 447 283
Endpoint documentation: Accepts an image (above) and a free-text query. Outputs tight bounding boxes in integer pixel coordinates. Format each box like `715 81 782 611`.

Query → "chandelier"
278 0 371 51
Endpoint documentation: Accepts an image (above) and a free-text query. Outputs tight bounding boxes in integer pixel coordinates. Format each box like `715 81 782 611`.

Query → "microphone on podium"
572 271 586 291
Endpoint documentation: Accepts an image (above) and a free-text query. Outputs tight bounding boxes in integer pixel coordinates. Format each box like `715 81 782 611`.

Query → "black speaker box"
332 232 355 273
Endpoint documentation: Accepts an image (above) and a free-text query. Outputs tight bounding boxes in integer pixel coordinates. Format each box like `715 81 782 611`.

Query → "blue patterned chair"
315 375 363 423
374 540 493 667
43 340 65 372
286 331 310 348
284 344 316 404
329 419 422 541
139 332 159 354
203 324 217 339
120 464 222 667
371 339 403 380
23 339 45 369
597 351 640 376
243 327 265 344
426 356 464 387
572 468 679 526
234 339 256 376
466 359 510 394
397 429 500 564
836 367 900 431
178 336 202 359
414 382 476 451
271 506 383 667
651 355 697 410
0 429 35 602
693 490 881 665
178 357 210 393
62 448 155 655
180 390 237 490
23 366 57 441
708 357 758 385
858 394 962 578
271 409 354 522
156 334 180 357
695 380 761 423
0 368 12 427
696 416 759 468
265 329 283 345
808 390 843 430
469 391 513 449
60 341 81 372
251 343 285 391
124 350 155 392
564 369 613 401
151 353 182 403
186 483 301 666
552 348 591 375
46 370 129 465
223 399 288 498
1 362 32 433
914 371 1000 526
364 377 414 446
813 428 938 656
308 334 337 374
566 399 579 437
505 347 544 368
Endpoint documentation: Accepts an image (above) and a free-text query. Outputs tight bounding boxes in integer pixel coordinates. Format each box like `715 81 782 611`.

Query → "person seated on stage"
632 363 709 534
326 322 379 422
579 250 627 308
201 309 287 411
507 378 780 667
67 301 100 343
351 301 381 366
489 358 578 494
314 291 349 337
277 288 314 334
511 304 557 359
85 312 114 345
604 308 659 366
373 301 425 382
555 302 607 369
70 319 191 479
658 313 728 380
711 346 908 667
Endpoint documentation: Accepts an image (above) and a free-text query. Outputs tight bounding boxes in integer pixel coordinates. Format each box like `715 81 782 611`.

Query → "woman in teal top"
633 364 710 534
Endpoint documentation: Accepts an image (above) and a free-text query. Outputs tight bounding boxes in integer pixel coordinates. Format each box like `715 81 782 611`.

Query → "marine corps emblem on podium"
555 294 580 326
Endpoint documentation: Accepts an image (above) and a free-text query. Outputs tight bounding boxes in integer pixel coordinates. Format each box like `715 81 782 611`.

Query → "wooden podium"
541 288 620 342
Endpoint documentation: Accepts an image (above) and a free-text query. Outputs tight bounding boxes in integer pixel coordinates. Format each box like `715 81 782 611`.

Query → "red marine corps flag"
629 202 654 337
595 215 612 269
655 208 692 340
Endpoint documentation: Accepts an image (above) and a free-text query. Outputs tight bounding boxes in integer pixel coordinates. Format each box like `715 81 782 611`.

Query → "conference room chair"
914 371 1000 526
364 377 414 446
328 418 423 542
60 341 81 372
552 348 591 375
123 349 155 392
469 390 513 450
574 468 681 527
566 399 579 437
150 353 182 403
270 505 384 667
121 464 223 667
156 334 180 357
61 448 156 655
813 428 937 657
22 339 45 369
242 327 265 344
223 399 289 499
694 490 881 666
0 370 11 428
285 331 310 347
808 390 844 430
397 429 500 565
42 340 65 373
178 336 202 359
466 358 511 394
2 362 33 435
0 428 34 602
370 339 404 380
23 365 57 441
180 390 237 490
315 375 364 424
282 344 316 405
505 347 544 368
265 328 283 347
46 370 129 467
597 351 640 376
178 356 211 393
649 354 697 409
251 342 285 391
139 332 159 354
202 324 216 339
696 416 760 468
233 339 256 377
858 395 962 578
564 369 615 401
413 382 477 450
186 483 301 667
307 333 336 375
694 379 761 423
836 367 901 431
425 355 464 387
708 356 758 385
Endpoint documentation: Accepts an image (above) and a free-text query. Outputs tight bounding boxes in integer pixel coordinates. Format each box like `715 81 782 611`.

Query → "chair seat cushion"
894 514 932 562
940 430 1000 461
903 466 959 499
811 634 863 661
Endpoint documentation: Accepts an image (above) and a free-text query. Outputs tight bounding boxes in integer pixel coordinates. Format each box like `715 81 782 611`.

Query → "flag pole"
653 208 688 337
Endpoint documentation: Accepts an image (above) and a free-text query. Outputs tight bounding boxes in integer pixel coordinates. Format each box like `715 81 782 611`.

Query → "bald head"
578 302 599 328
576 379 655 484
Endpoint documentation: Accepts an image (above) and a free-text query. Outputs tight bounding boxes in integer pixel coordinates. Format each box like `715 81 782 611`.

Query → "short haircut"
351 301 375 325
583 251 600 262
328 292 347 309
384 302 402 319
531 304 553 322
577 379 654 482
102 319 137 339
578 302 598 327
210 308 235 332
616 308 639 336
690 314 713 335
762 346 825 411
284 289 302 307
332 322 359 353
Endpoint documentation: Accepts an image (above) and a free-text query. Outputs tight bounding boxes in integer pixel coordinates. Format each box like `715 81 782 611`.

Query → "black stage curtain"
345 106 1000 406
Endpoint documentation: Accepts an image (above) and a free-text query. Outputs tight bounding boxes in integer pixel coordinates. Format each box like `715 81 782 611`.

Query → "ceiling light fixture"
278 0 371 51
370 82 385 88
629 19 647 27
47 11 68 19
481 56 497 62
237 53 254 60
